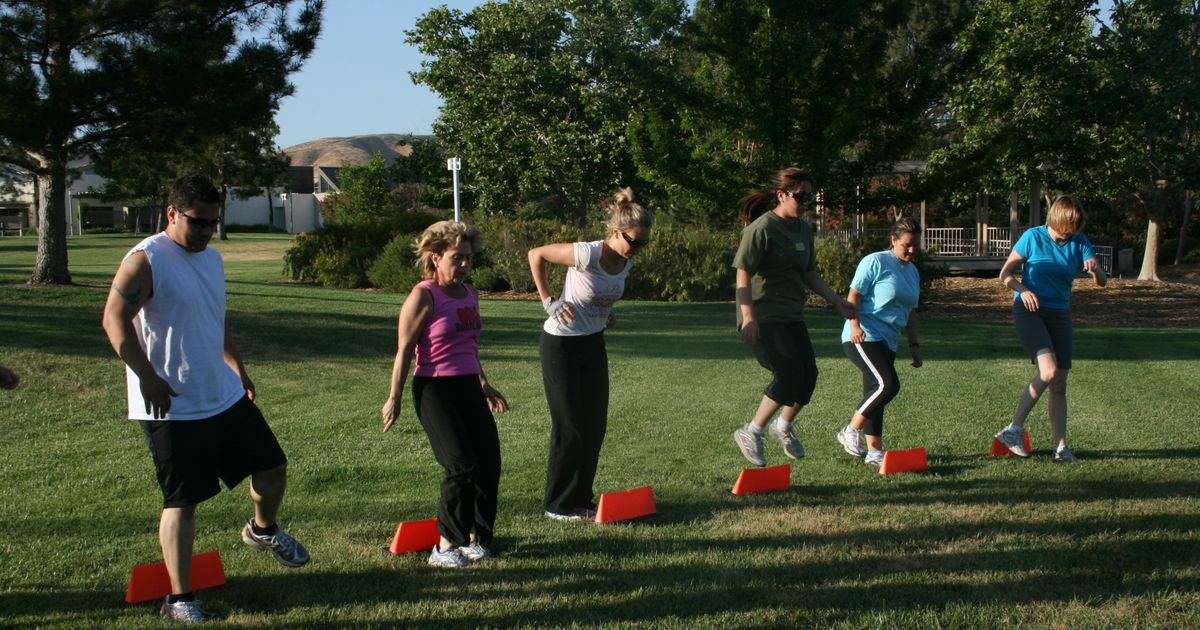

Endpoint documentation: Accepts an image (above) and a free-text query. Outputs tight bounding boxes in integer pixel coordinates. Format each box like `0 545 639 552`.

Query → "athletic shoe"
428 545 469 568
995 427 1031 457
864 451 885 466
1053 446 1076 463
161 597 208 624
544 507 597 522
241 520 310 568
461 541 493 562
836 426 867 457
733 425 766 467
769 422 805 459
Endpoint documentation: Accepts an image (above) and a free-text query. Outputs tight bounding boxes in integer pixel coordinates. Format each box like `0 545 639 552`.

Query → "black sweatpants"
412 375 501 546
843 341 900 437
752 320 819 407
540 331 608 514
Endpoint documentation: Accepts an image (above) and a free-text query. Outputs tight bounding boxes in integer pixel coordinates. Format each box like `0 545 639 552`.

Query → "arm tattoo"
113 284 142 306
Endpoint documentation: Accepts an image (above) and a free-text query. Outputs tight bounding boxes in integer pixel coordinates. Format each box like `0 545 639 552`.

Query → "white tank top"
542 241 632 336
124 232 245 420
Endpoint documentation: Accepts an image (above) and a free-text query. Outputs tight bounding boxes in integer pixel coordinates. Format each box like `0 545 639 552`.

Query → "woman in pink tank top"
380 220 508 568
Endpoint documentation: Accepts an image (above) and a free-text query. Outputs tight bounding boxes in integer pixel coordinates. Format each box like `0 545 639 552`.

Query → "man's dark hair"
168 175 221 210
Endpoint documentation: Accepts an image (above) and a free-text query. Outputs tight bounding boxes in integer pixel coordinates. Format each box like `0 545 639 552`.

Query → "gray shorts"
1012 301 1073 370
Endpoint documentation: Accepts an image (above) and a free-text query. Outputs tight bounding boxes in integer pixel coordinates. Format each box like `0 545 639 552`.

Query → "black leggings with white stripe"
843 341 900 437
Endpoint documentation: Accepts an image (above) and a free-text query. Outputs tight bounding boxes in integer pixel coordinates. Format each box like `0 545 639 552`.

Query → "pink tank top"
413 280 482 377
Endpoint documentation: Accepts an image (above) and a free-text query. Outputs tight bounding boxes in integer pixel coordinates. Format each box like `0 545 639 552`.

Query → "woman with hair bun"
527 188 652 521
381 220 508 568
732 167 857 467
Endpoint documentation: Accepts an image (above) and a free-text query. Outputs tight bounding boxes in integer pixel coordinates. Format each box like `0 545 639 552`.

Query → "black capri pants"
1012 302 1073 370
752 320 819 407
540 331 608 514
412 374 502 547
843 341 900 437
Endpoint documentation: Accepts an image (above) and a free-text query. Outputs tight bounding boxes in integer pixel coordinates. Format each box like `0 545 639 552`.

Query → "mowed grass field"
1 233 1199 628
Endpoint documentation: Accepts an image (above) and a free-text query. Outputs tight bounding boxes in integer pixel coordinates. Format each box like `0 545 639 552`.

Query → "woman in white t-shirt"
527 188 652 521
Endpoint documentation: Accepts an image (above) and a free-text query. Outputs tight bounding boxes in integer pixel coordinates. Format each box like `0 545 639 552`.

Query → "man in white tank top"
102 176 308 623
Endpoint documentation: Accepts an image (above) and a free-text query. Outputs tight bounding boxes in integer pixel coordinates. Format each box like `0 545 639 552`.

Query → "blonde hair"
413 220 484 279
1046 195 1085 233
604 187 653 231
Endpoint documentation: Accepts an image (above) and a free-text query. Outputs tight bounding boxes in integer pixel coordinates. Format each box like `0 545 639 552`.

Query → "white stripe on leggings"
853 343 887 415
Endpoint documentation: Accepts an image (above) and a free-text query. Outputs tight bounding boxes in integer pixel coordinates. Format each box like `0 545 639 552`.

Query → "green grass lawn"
2 234 1198 628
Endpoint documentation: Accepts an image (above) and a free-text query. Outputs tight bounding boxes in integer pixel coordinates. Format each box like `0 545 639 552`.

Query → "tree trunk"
1176 189 1193 265
30 167 72 285
264 187 275 232
1029 179 1042 227
1138 214 1163 281
218 184 229 240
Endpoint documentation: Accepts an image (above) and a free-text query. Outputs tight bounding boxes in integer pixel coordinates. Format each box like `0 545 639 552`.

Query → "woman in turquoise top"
993 196 1106 463
835 218 923 466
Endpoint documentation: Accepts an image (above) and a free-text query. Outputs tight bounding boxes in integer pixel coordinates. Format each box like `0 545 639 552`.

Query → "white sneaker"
995 428 1030 457
544 507 596 522
864 451 885 466
837 426 867 457
769 422 805 459
241 520 310 568
161 596 208 624
427 545 469 568
734 425 766 467
460 541 492 562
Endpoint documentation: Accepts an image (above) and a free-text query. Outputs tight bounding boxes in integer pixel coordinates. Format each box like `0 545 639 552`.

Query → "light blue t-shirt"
841 251 921 351
1011 225 1095 310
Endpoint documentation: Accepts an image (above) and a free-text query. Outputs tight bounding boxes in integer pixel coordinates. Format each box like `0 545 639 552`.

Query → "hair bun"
613 187 635 206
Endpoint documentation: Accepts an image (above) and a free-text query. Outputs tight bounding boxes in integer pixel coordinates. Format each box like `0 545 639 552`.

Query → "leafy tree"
392 135 453 210
326 152 401 223
0 0 321 284
1095 0 1200 280
408 0 687 223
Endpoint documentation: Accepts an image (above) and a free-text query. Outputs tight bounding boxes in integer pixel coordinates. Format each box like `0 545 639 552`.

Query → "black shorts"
140 396 287 508
1012 301 1073 370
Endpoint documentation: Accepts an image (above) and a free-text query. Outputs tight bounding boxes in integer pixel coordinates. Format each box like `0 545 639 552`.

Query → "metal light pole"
447 157 462 222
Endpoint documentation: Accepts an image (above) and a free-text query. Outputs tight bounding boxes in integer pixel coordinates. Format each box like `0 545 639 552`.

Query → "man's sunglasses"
620 231 650 248
178 213 220 229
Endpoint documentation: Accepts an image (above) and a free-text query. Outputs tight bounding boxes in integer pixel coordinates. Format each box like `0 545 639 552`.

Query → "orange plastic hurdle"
388 518 440 554
878 447 928 475
125 550 225 604
989 432 1033 457
594 486 656 523
731 464 791 495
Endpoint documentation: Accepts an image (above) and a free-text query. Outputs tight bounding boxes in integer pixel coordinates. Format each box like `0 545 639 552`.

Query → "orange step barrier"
989 432 1032 457
388 518 440 554
731 464 791 495
878 447 928 475
594 486 656 523
125 550 225 604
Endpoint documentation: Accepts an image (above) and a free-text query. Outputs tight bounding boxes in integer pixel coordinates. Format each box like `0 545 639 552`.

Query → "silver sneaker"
733 425 766 467
995 428 1031 457
461 541 493 562
544 507 596 522
241 520 310 568
428 545 470 568
769 422 805 459
1053 446 1076 463
837 426 867 457
161 597 208 624
864 451 885 466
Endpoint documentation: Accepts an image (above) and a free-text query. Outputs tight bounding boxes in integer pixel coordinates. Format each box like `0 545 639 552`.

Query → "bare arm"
528 242 578 323
999 250 1037 311
102 251 176 418
1084 256 1107 287
847 288 865 343
381 285 433 432
804 270 858 319
736 267 759 346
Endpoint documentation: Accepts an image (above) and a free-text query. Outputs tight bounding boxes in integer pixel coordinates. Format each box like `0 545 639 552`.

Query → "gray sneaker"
544 507 597 522
734 425 766 467
161 597 208 624
995 428 1031 457
428 545 470 568
242 520 310 568
864 451 885 467
1053 446 1076 463
461 541 493 562
837 426 867 457
769 422 805 459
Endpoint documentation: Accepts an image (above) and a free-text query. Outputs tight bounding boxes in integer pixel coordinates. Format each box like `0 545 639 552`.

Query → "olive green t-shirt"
733 211 816 325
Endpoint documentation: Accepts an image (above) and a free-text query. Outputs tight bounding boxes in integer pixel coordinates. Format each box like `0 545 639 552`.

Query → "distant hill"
283 134 432 167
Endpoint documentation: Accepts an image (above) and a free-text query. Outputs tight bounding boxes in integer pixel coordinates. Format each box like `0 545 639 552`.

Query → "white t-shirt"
124 232 245 420
542 241 632 336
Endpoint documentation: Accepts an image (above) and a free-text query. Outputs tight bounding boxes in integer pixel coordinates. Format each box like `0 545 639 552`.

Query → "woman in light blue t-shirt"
993 196 1106 463
835 218 924 466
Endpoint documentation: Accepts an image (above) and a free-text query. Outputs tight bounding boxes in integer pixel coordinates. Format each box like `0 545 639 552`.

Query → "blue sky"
275 0 1116 149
